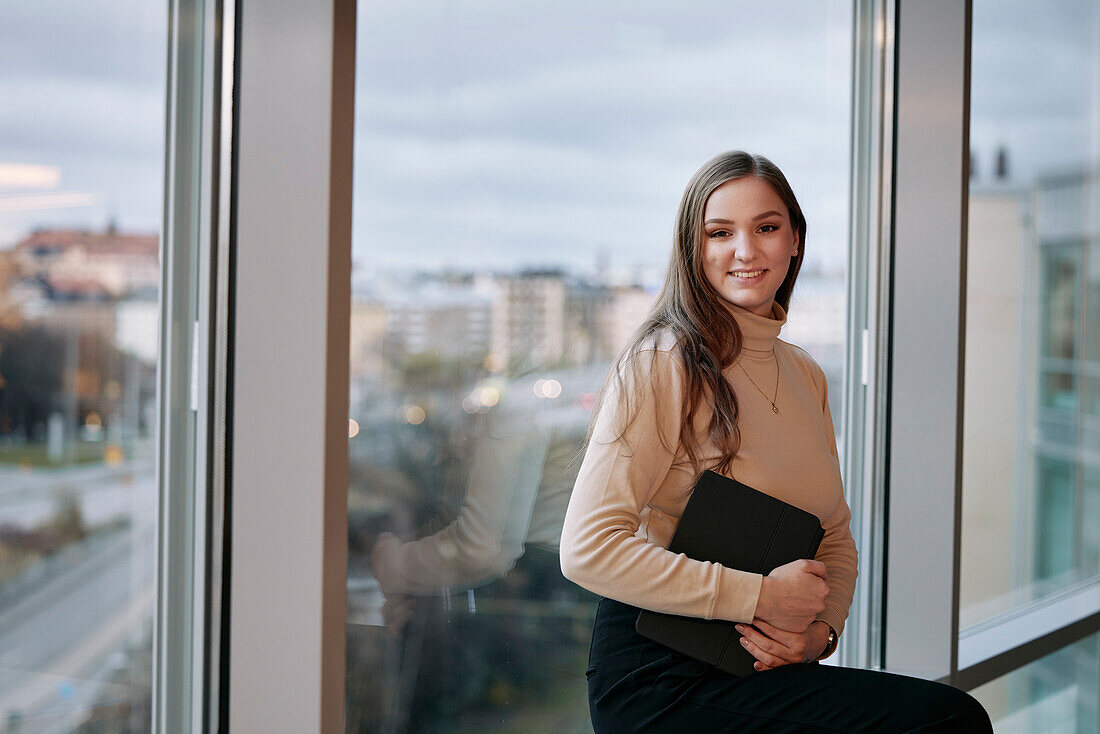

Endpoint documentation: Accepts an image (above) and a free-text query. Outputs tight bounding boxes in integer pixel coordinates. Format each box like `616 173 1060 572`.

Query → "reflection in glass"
1041 248 1078 362
346 1 854 730
1035 457 1074 584
971 630 1099 733
0 3 164 730
960 0 1100 629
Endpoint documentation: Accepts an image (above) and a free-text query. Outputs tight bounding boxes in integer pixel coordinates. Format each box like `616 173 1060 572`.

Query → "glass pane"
1035 457 1074 583
971 630 1099 734
346 1 854 730
1085 465 1100 579
0 2 165 730
1041 247 1078 362
1088 240 1100 419
960 0 1100 629
1088 241 1100 365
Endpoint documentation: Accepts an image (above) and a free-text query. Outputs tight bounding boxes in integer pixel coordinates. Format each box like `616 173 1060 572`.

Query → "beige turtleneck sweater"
559 300 858 639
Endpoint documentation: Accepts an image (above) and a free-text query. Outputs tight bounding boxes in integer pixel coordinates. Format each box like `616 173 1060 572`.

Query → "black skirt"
586 596 994 734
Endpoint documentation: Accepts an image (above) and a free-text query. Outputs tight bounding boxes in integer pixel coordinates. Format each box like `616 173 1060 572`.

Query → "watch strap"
816 623 839 661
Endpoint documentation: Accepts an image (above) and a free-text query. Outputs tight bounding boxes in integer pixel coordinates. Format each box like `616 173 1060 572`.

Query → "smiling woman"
560 150 993 732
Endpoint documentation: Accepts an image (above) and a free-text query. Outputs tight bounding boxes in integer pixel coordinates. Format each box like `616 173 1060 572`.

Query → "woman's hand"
380 594 416 636
751 559 830 632
736 619 831 672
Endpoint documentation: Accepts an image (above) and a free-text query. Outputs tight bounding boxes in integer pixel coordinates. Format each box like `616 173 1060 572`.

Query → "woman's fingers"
752 618 818 661
736 623 799 659
752 618 800 643
739 636 789 669
736 623 802 666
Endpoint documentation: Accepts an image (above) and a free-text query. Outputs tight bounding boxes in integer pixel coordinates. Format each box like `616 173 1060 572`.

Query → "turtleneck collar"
723 299 787 357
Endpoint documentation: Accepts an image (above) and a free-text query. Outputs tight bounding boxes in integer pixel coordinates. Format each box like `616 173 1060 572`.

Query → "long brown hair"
587 151 807 475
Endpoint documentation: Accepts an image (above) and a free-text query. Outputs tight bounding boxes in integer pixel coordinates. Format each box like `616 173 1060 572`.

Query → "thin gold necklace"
737 354 780 414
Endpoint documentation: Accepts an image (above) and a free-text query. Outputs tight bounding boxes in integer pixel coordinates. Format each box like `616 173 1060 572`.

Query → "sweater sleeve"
559 348 764 623
813 373 859 639
370 410 552 595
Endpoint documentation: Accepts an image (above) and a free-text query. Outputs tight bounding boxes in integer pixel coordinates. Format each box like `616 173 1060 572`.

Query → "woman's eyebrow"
704 211 782 226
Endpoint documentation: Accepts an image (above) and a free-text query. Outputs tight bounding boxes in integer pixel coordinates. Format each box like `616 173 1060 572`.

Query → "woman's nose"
732 233 758 258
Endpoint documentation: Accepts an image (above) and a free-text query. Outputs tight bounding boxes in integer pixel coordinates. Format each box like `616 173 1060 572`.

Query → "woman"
559 151 993 732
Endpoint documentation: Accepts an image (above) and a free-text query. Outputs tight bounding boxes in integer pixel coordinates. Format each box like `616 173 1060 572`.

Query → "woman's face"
700 176 799 318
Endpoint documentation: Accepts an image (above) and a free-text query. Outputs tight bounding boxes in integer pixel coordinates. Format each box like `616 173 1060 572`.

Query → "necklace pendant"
771 403 779 414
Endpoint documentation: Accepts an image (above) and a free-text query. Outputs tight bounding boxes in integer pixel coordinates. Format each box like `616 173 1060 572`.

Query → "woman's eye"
708 230 730 238
759 224 779 233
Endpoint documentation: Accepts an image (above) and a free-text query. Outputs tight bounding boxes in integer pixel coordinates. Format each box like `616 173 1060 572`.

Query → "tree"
0 324 65 439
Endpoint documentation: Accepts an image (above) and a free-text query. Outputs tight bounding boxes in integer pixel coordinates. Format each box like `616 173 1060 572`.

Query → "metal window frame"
202 0 236 728
224 0 355 730
155 0 227 730
882 0 972 682
842 0 896 671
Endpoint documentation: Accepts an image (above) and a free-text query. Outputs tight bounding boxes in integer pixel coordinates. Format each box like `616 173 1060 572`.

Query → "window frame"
222 0 355 730
154 0 224 730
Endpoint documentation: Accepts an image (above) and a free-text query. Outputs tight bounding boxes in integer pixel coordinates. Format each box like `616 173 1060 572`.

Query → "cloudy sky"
352 0 852 281
0 1 166 247
969 0 1100 184
0 0 1096 280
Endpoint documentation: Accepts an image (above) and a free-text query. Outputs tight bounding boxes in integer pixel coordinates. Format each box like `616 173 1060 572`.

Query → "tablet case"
634 470 825 677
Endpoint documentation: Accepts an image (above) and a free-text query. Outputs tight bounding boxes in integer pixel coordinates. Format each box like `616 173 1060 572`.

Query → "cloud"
0 163 61 190
0 1 165 89
0 75 164 161
0 191 97 212
0 0 165 243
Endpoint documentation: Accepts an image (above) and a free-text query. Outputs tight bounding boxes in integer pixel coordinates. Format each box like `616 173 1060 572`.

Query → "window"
960 0 1100 629
346 1 855 729
0 2 166 729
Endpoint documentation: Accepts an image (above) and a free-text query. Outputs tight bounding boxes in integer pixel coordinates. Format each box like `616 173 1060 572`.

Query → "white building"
12 228 159 298
476 270 568 369
383 280 492 362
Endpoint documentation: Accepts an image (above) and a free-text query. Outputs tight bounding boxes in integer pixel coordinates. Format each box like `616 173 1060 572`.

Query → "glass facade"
0 3 165 730
346 1 854 729
960 0 1100 629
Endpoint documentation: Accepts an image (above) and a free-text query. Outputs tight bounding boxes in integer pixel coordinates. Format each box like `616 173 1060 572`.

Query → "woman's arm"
559 347 764 624
371 410 552 595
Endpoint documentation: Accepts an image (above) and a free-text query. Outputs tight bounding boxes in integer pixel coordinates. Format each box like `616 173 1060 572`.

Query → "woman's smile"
728 268 768 281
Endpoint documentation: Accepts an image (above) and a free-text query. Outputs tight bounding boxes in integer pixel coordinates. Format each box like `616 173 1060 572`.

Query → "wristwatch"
817 623 839 661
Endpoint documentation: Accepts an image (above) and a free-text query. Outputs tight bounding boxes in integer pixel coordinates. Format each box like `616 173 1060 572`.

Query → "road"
0 458 155 529
0 460 156 732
